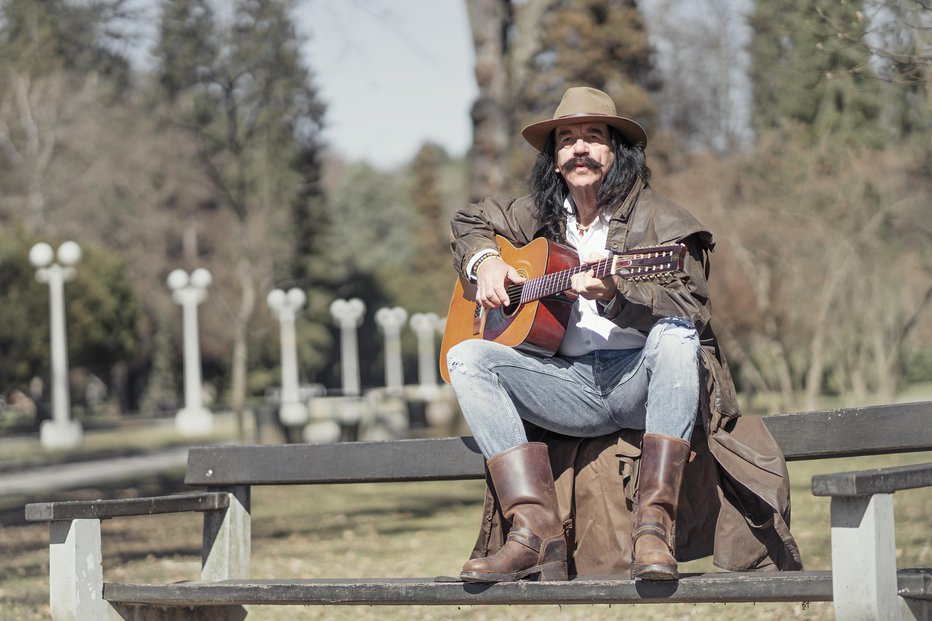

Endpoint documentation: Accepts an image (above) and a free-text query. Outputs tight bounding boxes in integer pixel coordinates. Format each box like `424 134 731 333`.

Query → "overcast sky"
126 0 477 170
294 0 477 169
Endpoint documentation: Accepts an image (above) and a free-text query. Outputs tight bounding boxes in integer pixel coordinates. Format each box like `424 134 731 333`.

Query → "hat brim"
521 113 647 152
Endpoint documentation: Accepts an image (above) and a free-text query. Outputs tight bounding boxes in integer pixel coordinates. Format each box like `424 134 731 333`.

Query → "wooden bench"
25 401 932 620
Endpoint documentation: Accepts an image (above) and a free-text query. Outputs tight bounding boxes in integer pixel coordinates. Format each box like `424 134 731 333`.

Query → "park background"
0 0 930 619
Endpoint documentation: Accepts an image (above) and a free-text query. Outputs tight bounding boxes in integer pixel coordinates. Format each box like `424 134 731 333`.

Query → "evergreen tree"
749 0 888 147
154 0 216 101
0 0 132 88
521 0 655 132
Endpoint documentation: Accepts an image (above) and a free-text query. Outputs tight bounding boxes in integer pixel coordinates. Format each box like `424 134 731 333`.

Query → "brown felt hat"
521 87 647 152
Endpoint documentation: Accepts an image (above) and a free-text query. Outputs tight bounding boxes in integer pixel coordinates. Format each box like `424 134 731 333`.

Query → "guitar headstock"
612 244 687 282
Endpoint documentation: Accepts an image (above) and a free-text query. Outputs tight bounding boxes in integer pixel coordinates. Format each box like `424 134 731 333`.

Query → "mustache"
561 156 603 174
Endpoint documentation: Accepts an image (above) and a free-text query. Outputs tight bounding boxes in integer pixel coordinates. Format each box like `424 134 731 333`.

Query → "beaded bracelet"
471 252 500 279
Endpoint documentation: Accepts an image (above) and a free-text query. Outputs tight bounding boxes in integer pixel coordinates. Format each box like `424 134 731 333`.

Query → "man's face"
554 122 615 192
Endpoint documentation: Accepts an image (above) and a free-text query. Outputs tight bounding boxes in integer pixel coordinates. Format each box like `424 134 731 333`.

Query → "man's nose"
572 138 589 154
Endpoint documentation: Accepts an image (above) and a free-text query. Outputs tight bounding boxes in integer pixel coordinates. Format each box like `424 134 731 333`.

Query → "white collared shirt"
558 198 647 356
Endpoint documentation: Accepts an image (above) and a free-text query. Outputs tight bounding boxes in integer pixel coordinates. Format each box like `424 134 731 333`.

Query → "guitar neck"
517 245 685 304
518 260 612 304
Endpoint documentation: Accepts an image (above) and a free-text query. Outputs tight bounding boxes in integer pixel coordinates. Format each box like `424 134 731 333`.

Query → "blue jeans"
446 318 701 458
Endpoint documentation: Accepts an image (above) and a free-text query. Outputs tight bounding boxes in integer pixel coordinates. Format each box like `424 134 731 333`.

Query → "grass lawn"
1 447 930 621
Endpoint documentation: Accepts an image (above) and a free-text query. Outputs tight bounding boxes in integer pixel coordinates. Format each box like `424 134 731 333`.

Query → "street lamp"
267 287 308 425
410 312 440 398
30 241 82 450
375 307 407 395
167 267 213 436
329 298 366 396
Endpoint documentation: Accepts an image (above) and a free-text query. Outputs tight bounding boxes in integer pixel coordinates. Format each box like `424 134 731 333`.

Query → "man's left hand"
570 253 617 301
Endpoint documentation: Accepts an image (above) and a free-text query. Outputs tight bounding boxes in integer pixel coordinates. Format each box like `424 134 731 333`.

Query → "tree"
0 0 139 232
666 139 931 412
408 142 458 315
466 0 656 198
840 1 931 159
749 0 889 147
153 0 326 439
153 0 216 101
643 0 754 153
0 0 134 87
0 229 145 412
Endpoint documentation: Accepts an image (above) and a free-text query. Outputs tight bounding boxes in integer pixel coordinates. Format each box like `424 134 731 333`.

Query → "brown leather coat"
450 180 803 574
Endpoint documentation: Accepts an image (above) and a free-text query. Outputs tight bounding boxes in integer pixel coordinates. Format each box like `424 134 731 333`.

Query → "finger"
493 283 511 306
506 267 526 284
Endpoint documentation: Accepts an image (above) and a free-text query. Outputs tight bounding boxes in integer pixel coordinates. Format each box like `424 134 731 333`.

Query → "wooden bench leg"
201 486 251 581
830 493 900 621
49 519 110 621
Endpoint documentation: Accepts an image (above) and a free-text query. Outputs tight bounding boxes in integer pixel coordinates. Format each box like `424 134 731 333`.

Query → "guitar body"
439 236 579 383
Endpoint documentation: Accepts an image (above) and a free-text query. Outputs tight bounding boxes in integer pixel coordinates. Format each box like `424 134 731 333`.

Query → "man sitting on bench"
445 87 802 583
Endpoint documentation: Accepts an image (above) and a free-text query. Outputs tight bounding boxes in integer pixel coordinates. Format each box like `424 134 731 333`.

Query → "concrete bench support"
49 519 109 621
830 493 899 620
814 461 932 621
202 486 251 581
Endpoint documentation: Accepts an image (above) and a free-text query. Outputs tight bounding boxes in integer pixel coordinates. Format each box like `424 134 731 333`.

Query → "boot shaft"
635 433 691 545
487 442 561 531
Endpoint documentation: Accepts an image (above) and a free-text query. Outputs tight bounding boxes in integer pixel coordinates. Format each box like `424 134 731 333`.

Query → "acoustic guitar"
439 235 686 383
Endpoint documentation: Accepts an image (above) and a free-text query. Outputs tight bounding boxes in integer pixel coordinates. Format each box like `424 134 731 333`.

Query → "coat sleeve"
450 195 538 277
600 233 713 333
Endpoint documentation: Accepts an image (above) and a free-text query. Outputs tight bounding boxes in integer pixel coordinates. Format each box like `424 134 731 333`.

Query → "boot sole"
631 563 679 581
459 561 568 583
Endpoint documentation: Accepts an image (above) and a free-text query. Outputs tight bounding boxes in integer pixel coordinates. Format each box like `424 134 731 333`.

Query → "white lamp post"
267 287 308 425
329 298 366 396
410 312 440 398
167 268 213 436
375 307 408 395
30 241 83 450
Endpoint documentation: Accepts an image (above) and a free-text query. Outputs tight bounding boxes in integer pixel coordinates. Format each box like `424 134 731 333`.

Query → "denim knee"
648 318 700 359
446 339 491 377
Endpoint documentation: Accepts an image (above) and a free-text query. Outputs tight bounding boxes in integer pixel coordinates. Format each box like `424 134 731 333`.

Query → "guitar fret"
515 246 682 304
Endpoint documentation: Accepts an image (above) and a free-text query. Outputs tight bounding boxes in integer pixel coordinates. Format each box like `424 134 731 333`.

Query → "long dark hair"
529 128 652 240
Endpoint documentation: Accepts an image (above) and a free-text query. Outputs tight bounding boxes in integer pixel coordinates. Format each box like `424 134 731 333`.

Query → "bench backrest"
184 401 932 487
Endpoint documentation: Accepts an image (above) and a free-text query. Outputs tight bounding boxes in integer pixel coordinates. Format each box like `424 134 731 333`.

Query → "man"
445 87 800 583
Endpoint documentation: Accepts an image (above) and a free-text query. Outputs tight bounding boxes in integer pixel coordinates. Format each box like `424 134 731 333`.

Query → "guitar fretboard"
511 247 684 305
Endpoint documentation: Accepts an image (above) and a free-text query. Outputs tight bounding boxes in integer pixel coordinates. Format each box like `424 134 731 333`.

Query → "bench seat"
103 569 932 606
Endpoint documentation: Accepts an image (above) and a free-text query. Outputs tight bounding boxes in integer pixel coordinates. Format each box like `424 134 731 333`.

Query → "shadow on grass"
255 494 486 541
0 475 188 527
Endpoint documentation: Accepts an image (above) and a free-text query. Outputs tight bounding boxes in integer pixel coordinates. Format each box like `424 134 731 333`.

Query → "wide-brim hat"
521 86 647 152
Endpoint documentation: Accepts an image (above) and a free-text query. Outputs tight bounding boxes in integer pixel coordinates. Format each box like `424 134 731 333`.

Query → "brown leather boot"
631 432 691 581
460 442 568 583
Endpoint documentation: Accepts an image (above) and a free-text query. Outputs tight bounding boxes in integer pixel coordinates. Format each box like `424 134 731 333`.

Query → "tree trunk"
466 0 510 200
231 252 256 443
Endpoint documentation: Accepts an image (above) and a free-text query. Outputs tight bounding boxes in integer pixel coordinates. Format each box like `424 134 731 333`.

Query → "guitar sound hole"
501 301 520 318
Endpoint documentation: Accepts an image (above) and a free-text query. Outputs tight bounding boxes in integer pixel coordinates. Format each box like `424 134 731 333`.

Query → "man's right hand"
476 256 525 308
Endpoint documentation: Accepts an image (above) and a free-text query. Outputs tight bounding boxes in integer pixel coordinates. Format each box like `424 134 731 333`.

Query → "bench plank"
184 402 932 487
762 401 932 461
185 437 485 486
812 462 932 497
105 571 840 606
25 492 229 522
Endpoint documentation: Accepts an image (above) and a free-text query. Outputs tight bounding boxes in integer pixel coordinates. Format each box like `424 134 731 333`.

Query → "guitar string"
500 252 677 304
